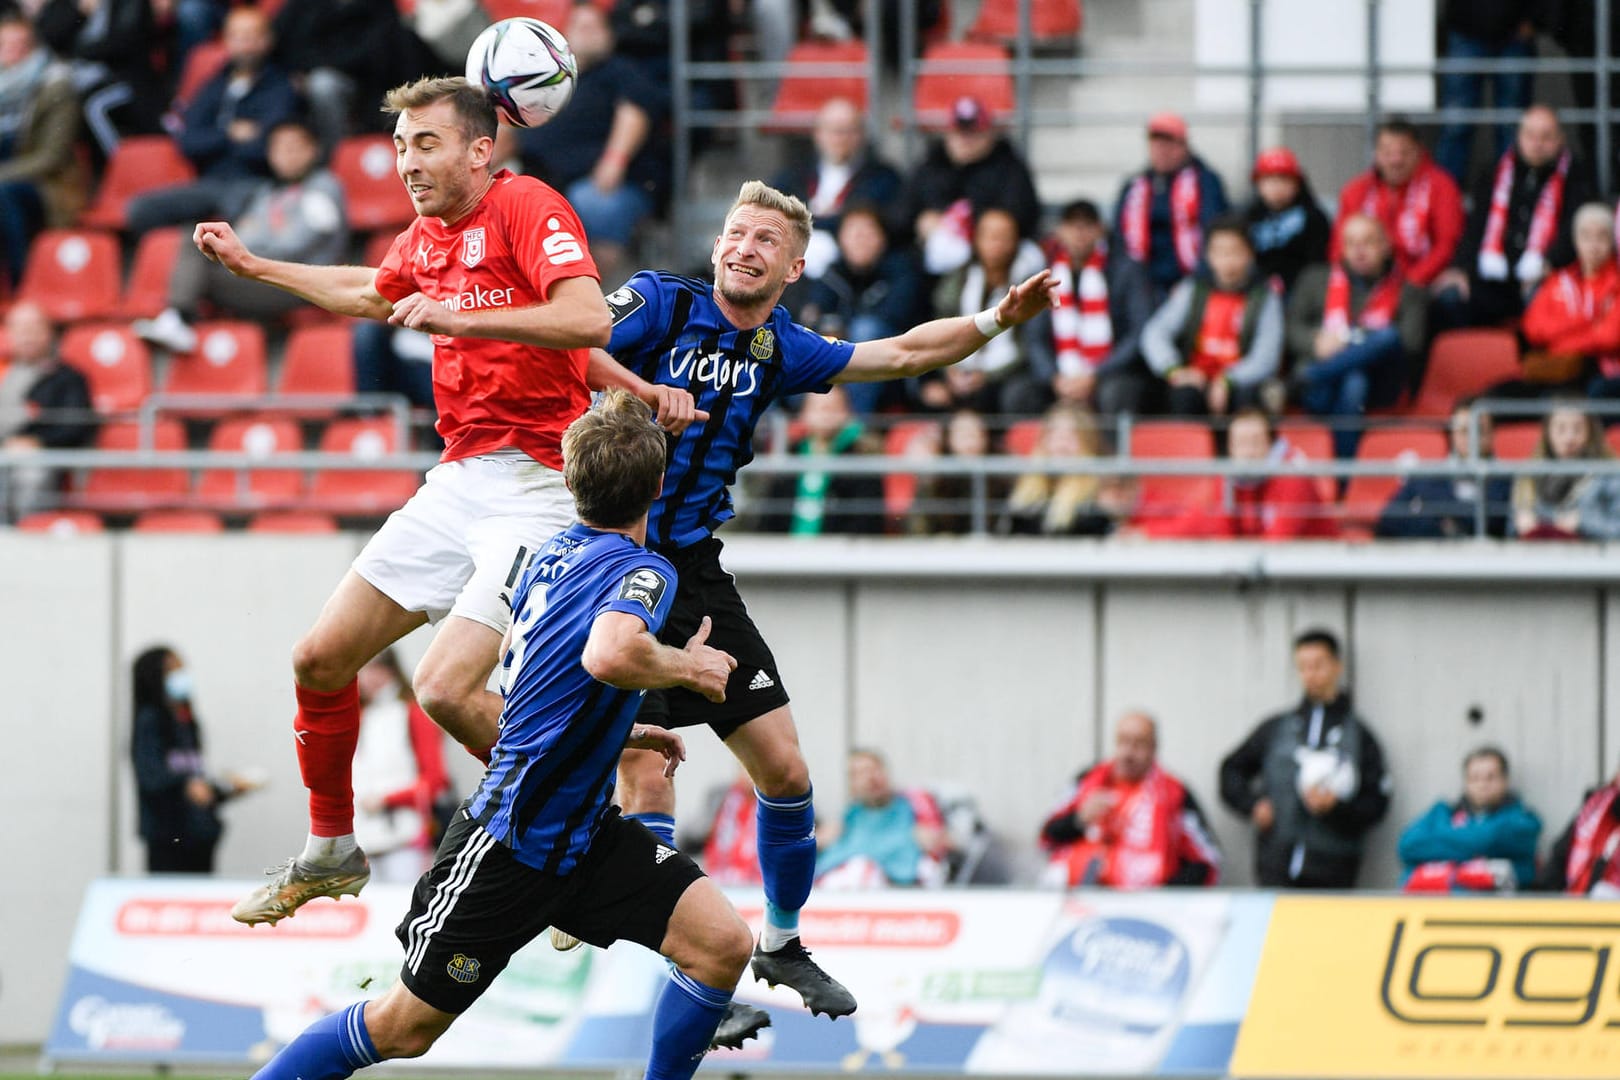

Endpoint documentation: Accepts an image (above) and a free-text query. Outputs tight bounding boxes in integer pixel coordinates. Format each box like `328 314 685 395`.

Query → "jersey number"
543 232 584 265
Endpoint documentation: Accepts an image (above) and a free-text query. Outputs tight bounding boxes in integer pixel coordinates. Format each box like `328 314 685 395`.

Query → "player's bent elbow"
580 640 631 686
580 308 612 349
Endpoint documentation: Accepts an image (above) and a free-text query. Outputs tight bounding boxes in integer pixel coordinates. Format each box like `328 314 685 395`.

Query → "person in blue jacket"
1398 746 1541 892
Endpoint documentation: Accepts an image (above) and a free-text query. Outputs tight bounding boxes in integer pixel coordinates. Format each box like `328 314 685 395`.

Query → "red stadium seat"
248 510 339 534
196 415 305 509
81 137 195 230
133 509 225 533
882 419 942 519
308 417 421 515
332 135 415 232
163 321 268 399
1278 421 1337 505
1339 427 1449 531
912 42 1016 130
58 324 152 414
78 419 189 511
1412 330 1521 416
967 0 1083 43
278 325 357 399
1491 421 1542 460
1608 426 1620 456
118 228 185 320
18 230 121 321
1003 418 1043 456
479 0 572 22
1128 421 1217 521
173 40 227 107
362 231 399 269
766 40 870 131
16 510 104 535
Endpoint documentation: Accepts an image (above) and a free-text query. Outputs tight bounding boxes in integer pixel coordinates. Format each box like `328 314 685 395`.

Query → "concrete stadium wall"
3 533 1619 1044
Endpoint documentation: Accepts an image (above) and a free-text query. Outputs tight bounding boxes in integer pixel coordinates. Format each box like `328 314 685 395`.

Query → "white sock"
301 832 358 866
760 923 799 952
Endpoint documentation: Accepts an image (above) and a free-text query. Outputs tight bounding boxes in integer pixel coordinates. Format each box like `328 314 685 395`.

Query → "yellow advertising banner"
1232 896 1620 1079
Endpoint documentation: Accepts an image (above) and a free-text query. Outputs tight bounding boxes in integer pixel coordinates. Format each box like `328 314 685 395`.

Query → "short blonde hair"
383 76 497 144
1574 201 1615 238
726 181 814 256
562 390 668 528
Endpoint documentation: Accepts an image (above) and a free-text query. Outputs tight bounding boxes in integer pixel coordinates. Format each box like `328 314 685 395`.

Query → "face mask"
165 669 193 702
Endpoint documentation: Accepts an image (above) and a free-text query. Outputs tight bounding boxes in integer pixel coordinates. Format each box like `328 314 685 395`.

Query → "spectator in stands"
133 119 346 354
1435 0 1539 184
1140 217 1282 417
1113 112 1230 301
131 644 264 873
1287 214 1426 459
1522 203 1620 399
1043 199 1156 415
816 748 950 888
1136 408 1338 539
691 769 762 886
0 10 82 288
1377 401 1514 538
905 95 1041 272
1000 403 1131 537
905 407 1005 536
1399 746 1540 893
1334 118 1464 288
798 202 925 413
771 98 903 277
1040 711 1221 888
517 3 669 285
0 300 94 520
1218 628 1392 889
609 0 733 149
1536 762 1620 895
758 385 885 536
352 648 449 884
126 7 299 235
1244 147 1330 295
1432 105 1592 333
920 206 1054 414
35 0 167 159
1511 403 1620 539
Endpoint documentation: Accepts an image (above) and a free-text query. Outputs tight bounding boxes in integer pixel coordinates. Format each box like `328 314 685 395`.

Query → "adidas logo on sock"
654 845 676 864
749 670 775 691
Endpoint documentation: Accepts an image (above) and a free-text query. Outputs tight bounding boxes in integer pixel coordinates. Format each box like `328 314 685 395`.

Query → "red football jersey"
375 170 600 469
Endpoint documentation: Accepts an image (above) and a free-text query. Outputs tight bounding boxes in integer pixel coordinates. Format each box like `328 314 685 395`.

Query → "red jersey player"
191 76 696 925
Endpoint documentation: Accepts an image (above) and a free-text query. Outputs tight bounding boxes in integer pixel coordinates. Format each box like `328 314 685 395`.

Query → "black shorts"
394 806 703 1014
636 536 791 740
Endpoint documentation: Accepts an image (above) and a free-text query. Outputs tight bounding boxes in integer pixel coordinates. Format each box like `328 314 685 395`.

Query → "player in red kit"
190 76 697 925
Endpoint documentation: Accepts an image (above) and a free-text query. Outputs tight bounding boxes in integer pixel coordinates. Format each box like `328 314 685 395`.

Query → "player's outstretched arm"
194 222 393 321
833 268 1059 384
582 613 737 702
390 276 611 349
586 348 709 434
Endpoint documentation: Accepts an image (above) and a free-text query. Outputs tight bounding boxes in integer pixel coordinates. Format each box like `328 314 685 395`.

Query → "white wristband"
973 307 1007 339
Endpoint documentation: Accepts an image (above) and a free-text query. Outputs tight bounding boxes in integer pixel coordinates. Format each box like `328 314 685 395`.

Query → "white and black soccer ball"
465 17 578 129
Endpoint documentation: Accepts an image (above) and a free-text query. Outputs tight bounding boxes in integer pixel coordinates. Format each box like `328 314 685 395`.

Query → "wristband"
973 307 1007 339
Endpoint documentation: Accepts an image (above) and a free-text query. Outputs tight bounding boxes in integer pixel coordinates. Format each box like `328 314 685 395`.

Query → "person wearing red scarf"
1538 765 1620 896
1040 712 1221 888
1332 118 1464 288
1522 202 1620 400
1112 112 1230 301
1287 214 1427 458
1433 105 1594 332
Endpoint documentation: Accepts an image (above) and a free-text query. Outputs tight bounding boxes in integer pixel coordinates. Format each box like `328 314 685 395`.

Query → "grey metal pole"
1016 0 1034 153
670 0 691 267
1599 0 1612 196
1247 0 1263 169
1365 0 1381 154
899 0 918 167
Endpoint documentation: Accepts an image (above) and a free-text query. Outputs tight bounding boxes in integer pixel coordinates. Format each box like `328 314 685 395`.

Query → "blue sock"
756 787 815 950
629 811 676 847
645 968 731 1080
252 1001 380 1080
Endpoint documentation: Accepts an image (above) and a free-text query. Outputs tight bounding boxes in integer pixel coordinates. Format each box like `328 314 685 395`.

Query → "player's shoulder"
601 542 676 618
487 171 575 221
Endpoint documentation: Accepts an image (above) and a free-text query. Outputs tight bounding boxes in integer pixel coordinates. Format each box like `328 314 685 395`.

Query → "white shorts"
353 451 574 633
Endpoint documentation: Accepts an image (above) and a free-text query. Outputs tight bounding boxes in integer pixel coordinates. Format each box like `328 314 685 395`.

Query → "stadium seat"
117 228 184 320
173 40 227 107
912 42 1016 130
967 0 1083 44
1609 426 1620 456
1003 418 1042 456
16 510 104 535
18 229 121 321
362 230 399 269
766 40 870 131
196 415 305 509
333 134 415 232
308 417 421 515
248 510 339 534
1278 421 1338 505
58 324 152 414
133 509 225 533
1128 421 1217 520
882 419 942 520
1492 421 1542 460
478 0 572 22
1412 329 1521 416
81 137 195 230
1339 427 1449 532
162 321 268 400
77 419 189 511
277 324 357 400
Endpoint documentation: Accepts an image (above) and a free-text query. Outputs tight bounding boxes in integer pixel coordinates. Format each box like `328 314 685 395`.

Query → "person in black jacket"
131 645 262 873
1376 401 1513 538
905 96 1041 270
1244 147 1330 296
1218 629 1392 888
35 0 168 159
1435 0 1539 184
771 98 904 273
0 300 95 520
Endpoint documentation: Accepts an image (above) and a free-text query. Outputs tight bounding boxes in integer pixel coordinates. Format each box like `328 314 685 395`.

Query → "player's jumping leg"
249 980 453 1080
653 877 756 1079
411 614 507 753
233 572 426 926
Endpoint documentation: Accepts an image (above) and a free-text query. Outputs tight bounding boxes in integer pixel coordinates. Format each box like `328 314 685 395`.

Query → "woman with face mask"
131 645 262 873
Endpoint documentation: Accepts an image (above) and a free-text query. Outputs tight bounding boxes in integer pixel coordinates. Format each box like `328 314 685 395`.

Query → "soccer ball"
466 17 578 129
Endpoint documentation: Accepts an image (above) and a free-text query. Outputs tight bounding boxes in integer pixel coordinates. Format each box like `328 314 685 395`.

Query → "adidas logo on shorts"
654 845 676 864
749 670 775 691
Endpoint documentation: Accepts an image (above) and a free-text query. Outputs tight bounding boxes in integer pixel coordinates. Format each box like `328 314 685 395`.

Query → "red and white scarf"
1365 168 1433 263
1049 243 1112 375
1567 783 1620 895
1121 167 1201 272
1322 263 1404 335
1478 149 1570 283
1191 288 1248 379
1047 763 1183 888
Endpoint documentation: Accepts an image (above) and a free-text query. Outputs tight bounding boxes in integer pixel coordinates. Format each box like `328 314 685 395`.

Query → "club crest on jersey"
749 327 775 360
461 227 486 268
619 568 668 615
